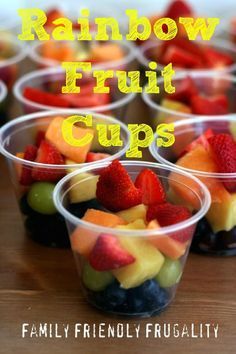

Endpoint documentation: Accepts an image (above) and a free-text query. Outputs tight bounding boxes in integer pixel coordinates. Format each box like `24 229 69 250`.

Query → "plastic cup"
0 110 130 248
150 116 236 256
53 160 210 317
0 34 27 88
0 80 8 126
13 67 136 120
142 72 236 127
219 17 236 45
138 39 236 75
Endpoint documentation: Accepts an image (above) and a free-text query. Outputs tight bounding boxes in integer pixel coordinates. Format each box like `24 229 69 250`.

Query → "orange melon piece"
147 220 187 260
45 116 94 163
90 43 124 63
41 41 75 62
70 209 126 256
169 145 231 208
15 152 24 178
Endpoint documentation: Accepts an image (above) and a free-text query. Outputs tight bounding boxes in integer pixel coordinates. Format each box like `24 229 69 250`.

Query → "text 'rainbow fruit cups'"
0 34 27 88
150 116 236 256
142 72 236 127
0 111 130 248
53 160 210 317
0 80 8 126
13 67 136 119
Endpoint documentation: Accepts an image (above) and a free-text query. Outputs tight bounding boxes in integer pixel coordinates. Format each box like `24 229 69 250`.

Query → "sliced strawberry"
161 37 203 59
61 91 111 108
35 130 46 148
163 0 193 19
168 76 198 105
19 145 38 186
23 87 70 108
89 234 135 271
191 94 229 115
162 45 202 69
180 129 214 156
146 203 193 242
134 168 166 206
203 47 234 69
96 160 142 212
32 140 65 182
208 134 236 192
86 152 111 163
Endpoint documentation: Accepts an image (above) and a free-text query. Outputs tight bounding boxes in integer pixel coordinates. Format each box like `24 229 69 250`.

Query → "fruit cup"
53 160 210 317
150 116 236 256
0 80 8 126
142 72 236 127
0 34 27 89
0 110 130 248
13 67 136 120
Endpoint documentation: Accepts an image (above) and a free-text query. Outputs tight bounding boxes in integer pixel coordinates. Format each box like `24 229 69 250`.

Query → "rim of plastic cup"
0 110 130 169
0 80 7 103
150 115 236 179
29 38 136 70
53 160 211 237
13 66 136 112
142 71 236 119
138 39 236 74
0 35 27 69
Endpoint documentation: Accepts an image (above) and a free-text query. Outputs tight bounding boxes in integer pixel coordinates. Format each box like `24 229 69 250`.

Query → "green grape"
82 262 114 291
27 182 57 215
156 258 182 288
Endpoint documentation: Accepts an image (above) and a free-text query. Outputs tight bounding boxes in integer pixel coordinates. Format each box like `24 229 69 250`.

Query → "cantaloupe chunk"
116 204 147 223
15 152 24 178
147 220 187 260
45 116 94 163
90 43 124 63
70 209 126 256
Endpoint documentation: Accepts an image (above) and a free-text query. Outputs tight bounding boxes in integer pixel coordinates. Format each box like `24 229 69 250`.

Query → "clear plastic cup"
0 110 130 248
13 67 136 120
219 17 236 45
0 34 27 88
29 39 136 71
53 160 210 317
142 72 236 127
138 39 236 74
150 116 236 256
0 80 8 126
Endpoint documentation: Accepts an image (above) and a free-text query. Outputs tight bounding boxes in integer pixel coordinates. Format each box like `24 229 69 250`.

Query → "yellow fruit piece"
69 172 99 204
116 204 147 223
113 237 164 289
115 219 146 230
207 193 236 232
157 99 191 124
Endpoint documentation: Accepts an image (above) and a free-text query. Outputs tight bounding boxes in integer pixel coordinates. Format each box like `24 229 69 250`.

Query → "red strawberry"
203 47 234 69
23 87 70 108
208 134 236 192
191 94 229 115
89 234 135 271
35 130 46 147
96 160 142 212
180 129 214 156
86 152 111 163
164 0 193 19
19 145 38 186
162 46 202 69
61 92 110 108
32 140 65 182
146 203 193 242
168 76 198 105
134 168 166 206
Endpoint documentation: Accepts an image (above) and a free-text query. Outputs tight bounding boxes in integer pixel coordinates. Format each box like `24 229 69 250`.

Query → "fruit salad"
53 160 210 316
0 111 129 248
150 117 236 255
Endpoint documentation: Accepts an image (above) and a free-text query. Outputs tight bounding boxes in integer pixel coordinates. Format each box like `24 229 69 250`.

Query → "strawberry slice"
61 91 111 108
146 203 193 242
134 168 166 206
180 129 214 156
163 0 193 19
32 140 65 182
168 76 198 105
19 145 38 186
208 134 236 192
89 234 135 271
86 152 111 163
35 130 46 147
162 45 202 69
96 160 142 212
23 87 70 108
191 94 229 115
203 47 234 69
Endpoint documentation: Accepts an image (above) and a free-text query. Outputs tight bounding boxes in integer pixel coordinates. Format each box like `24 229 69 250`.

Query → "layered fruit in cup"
53 160 210 317
142 72 236 127
0 111 130 248
150 116 236 255
0 80 7 126
13 67 136 119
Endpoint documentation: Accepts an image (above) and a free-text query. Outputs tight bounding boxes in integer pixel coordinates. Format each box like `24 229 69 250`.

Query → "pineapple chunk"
115 219 146 230
207 193 236 232
116 204 147 223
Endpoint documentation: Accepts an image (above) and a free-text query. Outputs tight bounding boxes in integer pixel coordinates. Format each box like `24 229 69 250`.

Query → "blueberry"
19 194 35 216
102 281 127 310
68 199 107 219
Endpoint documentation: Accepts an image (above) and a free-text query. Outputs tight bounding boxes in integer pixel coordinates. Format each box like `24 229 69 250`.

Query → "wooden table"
0 156 236 354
